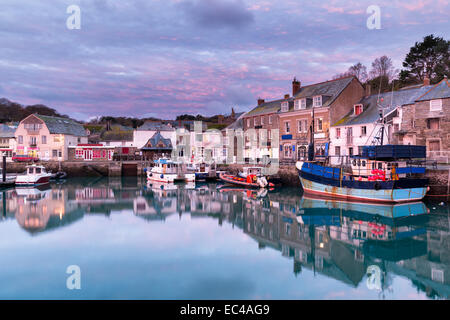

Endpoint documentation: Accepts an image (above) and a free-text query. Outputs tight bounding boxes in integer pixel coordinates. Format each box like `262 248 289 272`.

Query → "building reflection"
0 177 448 298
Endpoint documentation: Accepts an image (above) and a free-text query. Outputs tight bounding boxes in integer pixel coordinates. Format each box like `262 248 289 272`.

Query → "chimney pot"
257 98 265 106
284 94 290 99
292 77 301 96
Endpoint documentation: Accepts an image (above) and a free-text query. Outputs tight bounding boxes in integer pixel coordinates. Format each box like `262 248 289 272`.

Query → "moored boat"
15 164 52 186
296 145 429 203
147 158 195 183
219 172 274 189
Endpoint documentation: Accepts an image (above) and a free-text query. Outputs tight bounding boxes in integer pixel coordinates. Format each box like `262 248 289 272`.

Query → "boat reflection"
0 178 448 299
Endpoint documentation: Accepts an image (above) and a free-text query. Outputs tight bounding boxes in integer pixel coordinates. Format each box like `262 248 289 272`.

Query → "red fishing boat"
218 172 274 188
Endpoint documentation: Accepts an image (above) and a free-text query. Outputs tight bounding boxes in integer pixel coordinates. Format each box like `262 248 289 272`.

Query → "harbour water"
0 178 449 300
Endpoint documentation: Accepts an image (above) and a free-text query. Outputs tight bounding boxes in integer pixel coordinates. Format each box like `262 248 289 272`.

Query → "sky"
0 0 449 121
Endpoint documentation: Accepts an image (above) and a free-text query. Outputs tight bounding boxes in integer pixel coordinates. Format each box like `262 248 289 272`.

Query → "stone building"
394 77 450 163
242 96 292 163
278 76 365 163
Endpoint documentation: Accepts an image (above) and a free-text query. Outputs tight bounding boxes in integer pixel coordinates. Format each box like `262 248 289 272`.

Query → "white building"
133 122 176 150
330 85 433 165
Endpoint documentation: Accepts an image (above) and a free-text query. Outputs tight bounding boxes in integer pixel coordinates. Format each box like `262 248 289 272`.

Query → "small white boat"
147 159 195 183
0 168 17 184
15 165 52 186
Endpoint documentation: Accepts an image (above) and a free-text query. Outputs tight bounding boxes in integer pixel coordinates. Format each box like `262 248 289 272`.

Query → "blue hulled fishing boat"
296 145 429 203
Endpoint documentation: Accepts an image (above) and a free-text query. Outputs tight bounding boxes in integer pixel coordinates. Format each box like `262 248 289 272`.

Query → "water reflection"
0 178 449 299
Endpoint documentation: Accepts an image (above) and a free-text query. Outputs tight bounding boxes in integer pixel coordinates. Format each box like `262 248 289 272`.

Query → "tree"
332 62 368 83
400 34 450 85
369 55 396 81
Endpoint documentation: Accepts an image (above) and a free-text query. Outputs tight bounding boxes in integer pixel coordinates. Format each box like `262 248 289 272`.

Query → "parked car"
12 155 39 162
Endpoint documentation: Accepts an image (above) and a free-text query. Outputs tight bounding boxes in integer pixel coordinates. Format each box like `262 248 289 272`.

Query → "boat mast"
308 107 315 161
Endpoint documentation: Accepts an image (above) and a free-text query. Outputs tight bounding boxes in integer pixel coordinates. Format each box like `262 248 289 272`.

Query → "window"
303 120 308 132
429 140 440 152
18 135 23 144
281 102 289 112
268 115 272 124
297 120 302 133
431 269 444 283
335 146 341 156
35 167 41 174
261 116 264 125
294 100 300 110
316 118 323 131
427 118 440 130
354 104 363 115
59 151 62 157
254 117 258 126
30 137 36 145
301 99 306 109
284 121 291 133
361 126 367 136
247 119 251 127
42 135 47 144
349 147 353 156
430 99 442 112
52 150 58 157
313 96 322 107
336 128 341 139
77 137 81 143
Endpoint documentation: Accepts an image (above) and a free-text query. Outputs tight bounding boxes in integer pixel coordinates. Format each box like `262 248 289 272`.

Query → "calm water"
0 177 449 300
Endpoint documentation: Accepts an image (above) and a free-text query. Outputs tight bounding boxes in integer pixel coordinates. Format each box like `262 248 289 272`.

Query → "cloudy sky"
0 0 449 120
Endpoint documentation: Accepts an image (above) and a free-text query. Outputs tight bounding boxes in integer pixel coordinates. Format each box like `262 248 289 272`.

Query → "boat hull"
296 162 428 203
15 176 51 186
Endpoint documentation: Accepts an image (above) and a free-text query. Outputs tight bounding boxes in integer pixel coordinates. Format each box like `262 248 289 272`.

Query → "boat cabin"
26 165 48 175
348 145 426 181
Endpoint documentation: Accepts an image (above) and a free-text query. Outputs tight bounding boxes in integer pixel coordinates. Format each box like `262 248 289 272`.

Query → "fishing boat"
296 144 429 203
15 164 52 186
147 158 195 183
219 172 274 189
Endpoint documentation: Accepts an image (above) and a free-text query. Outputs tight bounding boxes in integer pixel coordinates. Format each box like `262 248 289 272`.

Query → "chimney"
284 94 290 99
292 77 301 96
258 98 265 106
423 77 430 86
365 84 371 97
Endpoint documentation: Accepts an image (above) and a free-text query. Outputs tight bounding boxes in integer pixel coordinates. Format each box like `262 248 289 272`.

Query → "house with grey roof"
329 82 434 165
278 76 365 163
243 94 294 163
395 77 450 162
133 121 176 150
140 131 173 160
0 123 16 161
15 113 88 161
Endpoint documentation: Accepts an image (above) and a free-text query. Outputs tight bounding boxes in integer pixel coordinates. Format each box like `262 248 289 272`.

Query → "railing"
427 151 450 165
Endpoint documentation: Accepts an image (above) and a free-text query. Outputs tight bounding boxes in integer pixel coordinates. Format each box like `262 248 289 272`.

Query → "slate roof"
34 114 88 136
0 124 16 138
137 121 174 132
245 98 294 117
333 85 433 127
416 77 450 101
223 112 247 131
293 76 355 108
141 131 173 150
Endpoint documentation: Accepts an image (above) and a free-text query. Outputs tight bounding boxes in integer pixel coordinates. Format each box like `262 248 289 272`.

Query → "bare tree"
348 62 368 83
369 56 396 81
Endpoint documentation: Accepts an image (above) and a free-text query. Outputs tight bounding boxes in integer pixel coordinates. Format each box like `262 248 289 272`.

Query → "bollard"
2 155 6 182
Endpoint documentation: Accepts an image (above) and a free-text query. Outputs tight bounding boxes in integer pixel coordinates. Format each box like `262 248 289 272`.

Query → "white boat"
15 165 52 186
147 159 195 183
0 168 17 184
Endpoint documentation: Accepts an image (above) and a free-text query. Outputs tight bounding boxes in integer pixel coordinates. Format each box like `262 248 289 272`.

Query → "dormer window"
301 99 306 109
294 100 300 110
313 96 322 107
354 104 363 115
281 101 289 112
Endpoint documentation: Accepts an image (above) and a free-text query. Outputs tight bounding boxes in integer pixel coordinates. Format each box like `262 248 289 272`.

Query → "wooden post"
2 155 6 182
